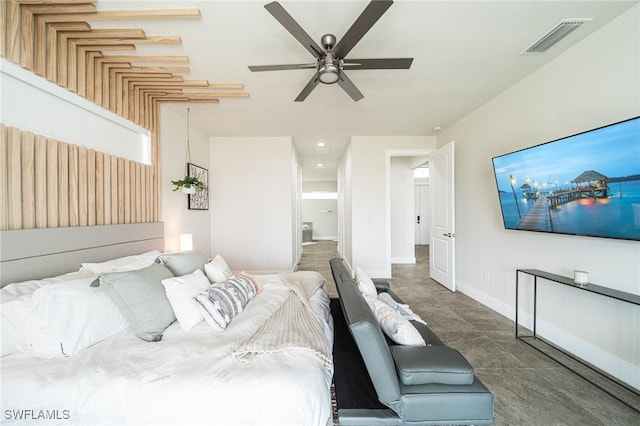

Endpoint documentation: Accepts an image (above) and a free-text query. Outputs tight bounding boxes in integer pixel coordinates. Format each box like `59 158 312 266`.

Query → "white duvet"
1 275 334 426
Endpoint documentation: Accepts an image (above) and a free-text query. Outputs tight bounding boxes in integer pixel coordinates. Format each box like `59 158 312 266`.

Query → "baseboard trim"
456 279 640 391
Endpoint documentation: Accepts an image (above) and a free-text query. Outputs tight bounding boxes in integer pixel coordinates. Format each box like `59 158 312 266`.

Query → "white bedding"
1 274 334 426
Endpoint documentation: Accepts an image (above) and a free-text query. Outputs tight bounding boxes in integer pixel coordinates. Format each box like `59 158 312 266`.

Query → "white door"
414 184 430 244
429 141 455 291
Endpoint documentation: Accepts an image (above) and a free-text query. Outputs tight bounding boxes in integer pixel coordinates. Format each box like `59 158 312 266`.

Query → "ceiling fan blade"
264 2 324 59
248 62 317 72
333 0 393 59
342 58 413 70
337 72 364 102
294 73 320 102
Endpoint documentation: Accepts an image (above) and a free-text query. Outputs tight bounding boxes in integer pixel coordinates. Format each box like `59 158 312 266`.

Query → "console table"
515 269 640 413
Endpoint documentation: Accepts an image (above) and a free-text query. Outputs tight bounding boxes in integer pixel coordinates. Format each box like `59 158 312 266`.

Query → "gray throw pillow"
157 252 208 277
97 263 176 342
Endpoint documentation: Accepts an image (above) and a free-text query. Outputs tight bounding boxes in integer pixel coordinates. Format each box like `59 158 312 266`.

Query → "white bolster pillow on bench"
390 345 475 386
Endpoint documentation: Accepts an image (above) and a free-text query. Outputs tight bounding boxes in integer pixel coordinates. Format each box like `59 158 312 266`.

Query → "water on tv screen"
491 116 640 241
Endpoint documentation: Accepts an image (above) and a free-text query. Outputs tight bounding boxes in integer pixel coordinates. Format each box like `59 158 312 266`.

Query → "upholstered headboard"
0 222 164 287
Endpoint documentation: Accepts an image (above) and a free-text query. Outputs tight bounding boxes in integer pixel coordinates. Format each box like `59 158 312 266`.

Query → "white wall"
338 145 353 265
347 136 436 277
210 136 297 273
390 157 415 263
160 106 211 254
301 199 337 240
292 149 303 267
440 5 640 388
302 181 338 240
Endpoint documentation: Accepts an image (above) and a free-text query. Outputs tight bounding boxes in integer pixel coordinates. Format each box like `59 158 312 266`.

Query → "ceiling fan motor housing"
321 33 336 50
318 34 339 84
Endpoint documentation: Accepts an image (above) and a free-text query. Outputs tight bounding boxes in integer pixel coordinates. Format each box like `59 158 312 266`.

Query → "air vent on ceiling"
521 18 592 55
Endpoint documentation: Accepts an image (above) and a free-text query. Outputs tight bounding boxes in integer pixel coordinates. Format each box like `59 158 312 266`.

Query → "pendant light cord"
185 108 191 175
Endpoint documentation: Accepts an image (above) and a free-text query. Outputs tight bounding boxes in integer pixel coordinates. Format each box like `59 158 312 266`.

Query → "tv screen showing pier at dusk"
492 116 640 241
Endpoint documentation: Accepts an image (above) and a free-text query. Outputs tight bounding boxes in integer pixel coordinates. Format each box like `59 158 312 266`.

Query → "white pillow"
1 316 19 356
1 270 95 303
161 270 210 332
355 266 377 297
6 276 129 358
79 250 162 274
1 294 59 356
378 292 427 325
204 255 233 283
363 294 425 346
1 270 96 357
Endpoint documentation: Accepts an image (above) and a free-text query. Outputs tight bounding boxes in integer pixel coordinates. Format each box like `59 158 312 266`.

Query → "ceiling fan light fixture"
318 63 339 84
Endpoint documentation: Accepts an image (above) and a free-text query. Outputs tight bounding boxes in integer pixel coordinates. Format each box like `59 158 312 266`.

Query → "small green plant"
171 175 207 192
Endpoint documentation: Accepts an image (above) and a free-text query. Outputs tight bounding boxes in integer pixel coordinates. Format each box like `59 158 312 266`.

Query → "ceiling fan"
248 0 413 102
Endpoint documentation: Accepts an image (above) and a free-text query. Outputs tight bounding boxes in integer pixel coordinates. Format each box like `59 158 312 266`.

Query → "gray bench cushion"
391 345 474 385
400 379 495 423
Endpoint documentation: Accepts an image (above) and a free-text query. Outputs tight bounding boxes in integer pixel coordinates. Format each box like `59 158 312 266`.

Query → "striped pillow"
195 276 258 331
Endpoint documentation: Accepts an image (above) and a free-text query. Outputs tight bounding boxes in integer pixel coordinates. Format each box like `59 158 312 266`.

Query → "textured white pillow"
364 294 425 346
80 250 162 274
205 255 233 283
14 276 129 358
162 270 210 332
355 266 377 297
1 270 97 357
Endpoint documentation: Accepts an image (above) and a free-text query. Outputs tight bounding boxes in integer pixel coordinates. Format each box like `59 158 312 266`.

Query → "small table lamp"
179 233 193 252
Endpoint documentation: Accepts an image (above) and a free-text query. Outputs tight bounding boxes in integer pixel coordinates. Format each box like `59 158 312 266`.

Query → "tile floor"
296 240 640 426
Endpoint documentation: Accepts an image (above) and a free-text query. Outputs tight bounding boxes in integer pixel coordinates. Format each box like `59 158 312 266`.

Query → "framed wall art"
187 163 209 210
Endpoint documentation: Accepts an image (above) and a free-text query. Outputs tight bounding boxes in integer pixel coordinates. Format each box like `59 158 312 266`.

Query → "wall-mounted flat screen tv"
491 116 640 241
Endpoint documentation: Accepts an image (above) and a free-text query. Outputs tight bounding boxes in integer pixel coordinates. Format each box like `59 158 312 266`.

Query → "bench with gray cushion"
330 258 494 425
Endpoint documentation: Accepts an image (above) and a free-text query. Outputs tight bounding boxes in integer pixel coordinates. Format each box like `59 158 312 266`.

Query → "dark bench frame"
330 257 494 425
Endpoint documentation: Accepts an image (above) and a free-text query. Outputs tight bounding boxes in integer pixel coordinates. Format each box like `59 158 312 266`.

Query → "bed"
0 223 334 426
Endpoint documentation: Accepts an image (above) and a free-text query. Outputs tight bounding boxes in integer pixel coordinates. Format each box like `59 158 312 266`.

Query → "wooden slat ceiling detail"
1 0 249 131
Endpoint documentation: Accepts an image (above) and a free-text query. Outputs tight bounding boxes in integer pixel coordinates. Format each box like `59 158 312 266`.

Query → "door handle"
443 232 454 238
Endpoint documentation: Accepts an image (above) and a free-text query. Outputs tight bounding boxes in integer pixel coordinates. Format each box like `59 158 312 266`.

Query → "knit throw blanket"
233 271 332 371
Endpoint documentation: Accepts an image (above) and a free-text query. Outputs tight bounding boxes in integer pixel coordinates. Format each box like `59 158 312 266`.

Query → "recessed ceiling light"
317 142 326 147
432 125 443 132
316 163 325 169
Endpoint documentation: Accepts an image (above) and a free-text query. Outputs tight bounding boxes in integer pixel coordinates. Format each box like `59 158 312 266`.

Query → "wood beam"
98 55 189 63
5 0 22 63
178 92 250 98
28 9 200 24
207 83 245 90
0 0 6 58
84 49 102 101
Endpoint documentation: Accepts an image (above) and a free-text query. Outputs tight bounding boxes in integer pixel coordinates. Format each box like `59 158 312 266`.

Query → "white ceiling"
94 0 637 181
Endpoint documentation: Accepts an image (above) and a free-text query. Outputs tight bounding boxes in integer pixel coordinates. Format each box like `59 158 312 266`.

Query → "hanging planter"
172 107 208 194
171 175 207 193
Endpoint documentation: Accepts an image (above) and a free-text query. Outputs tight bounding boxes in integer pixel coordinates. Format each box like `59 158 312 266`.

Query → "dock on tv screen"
491 116 640 241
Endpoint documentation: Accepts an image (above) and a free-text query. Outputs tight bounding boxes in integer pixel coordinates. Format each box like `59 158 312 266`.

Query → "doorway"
414 166 430 245
388 151 432 267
